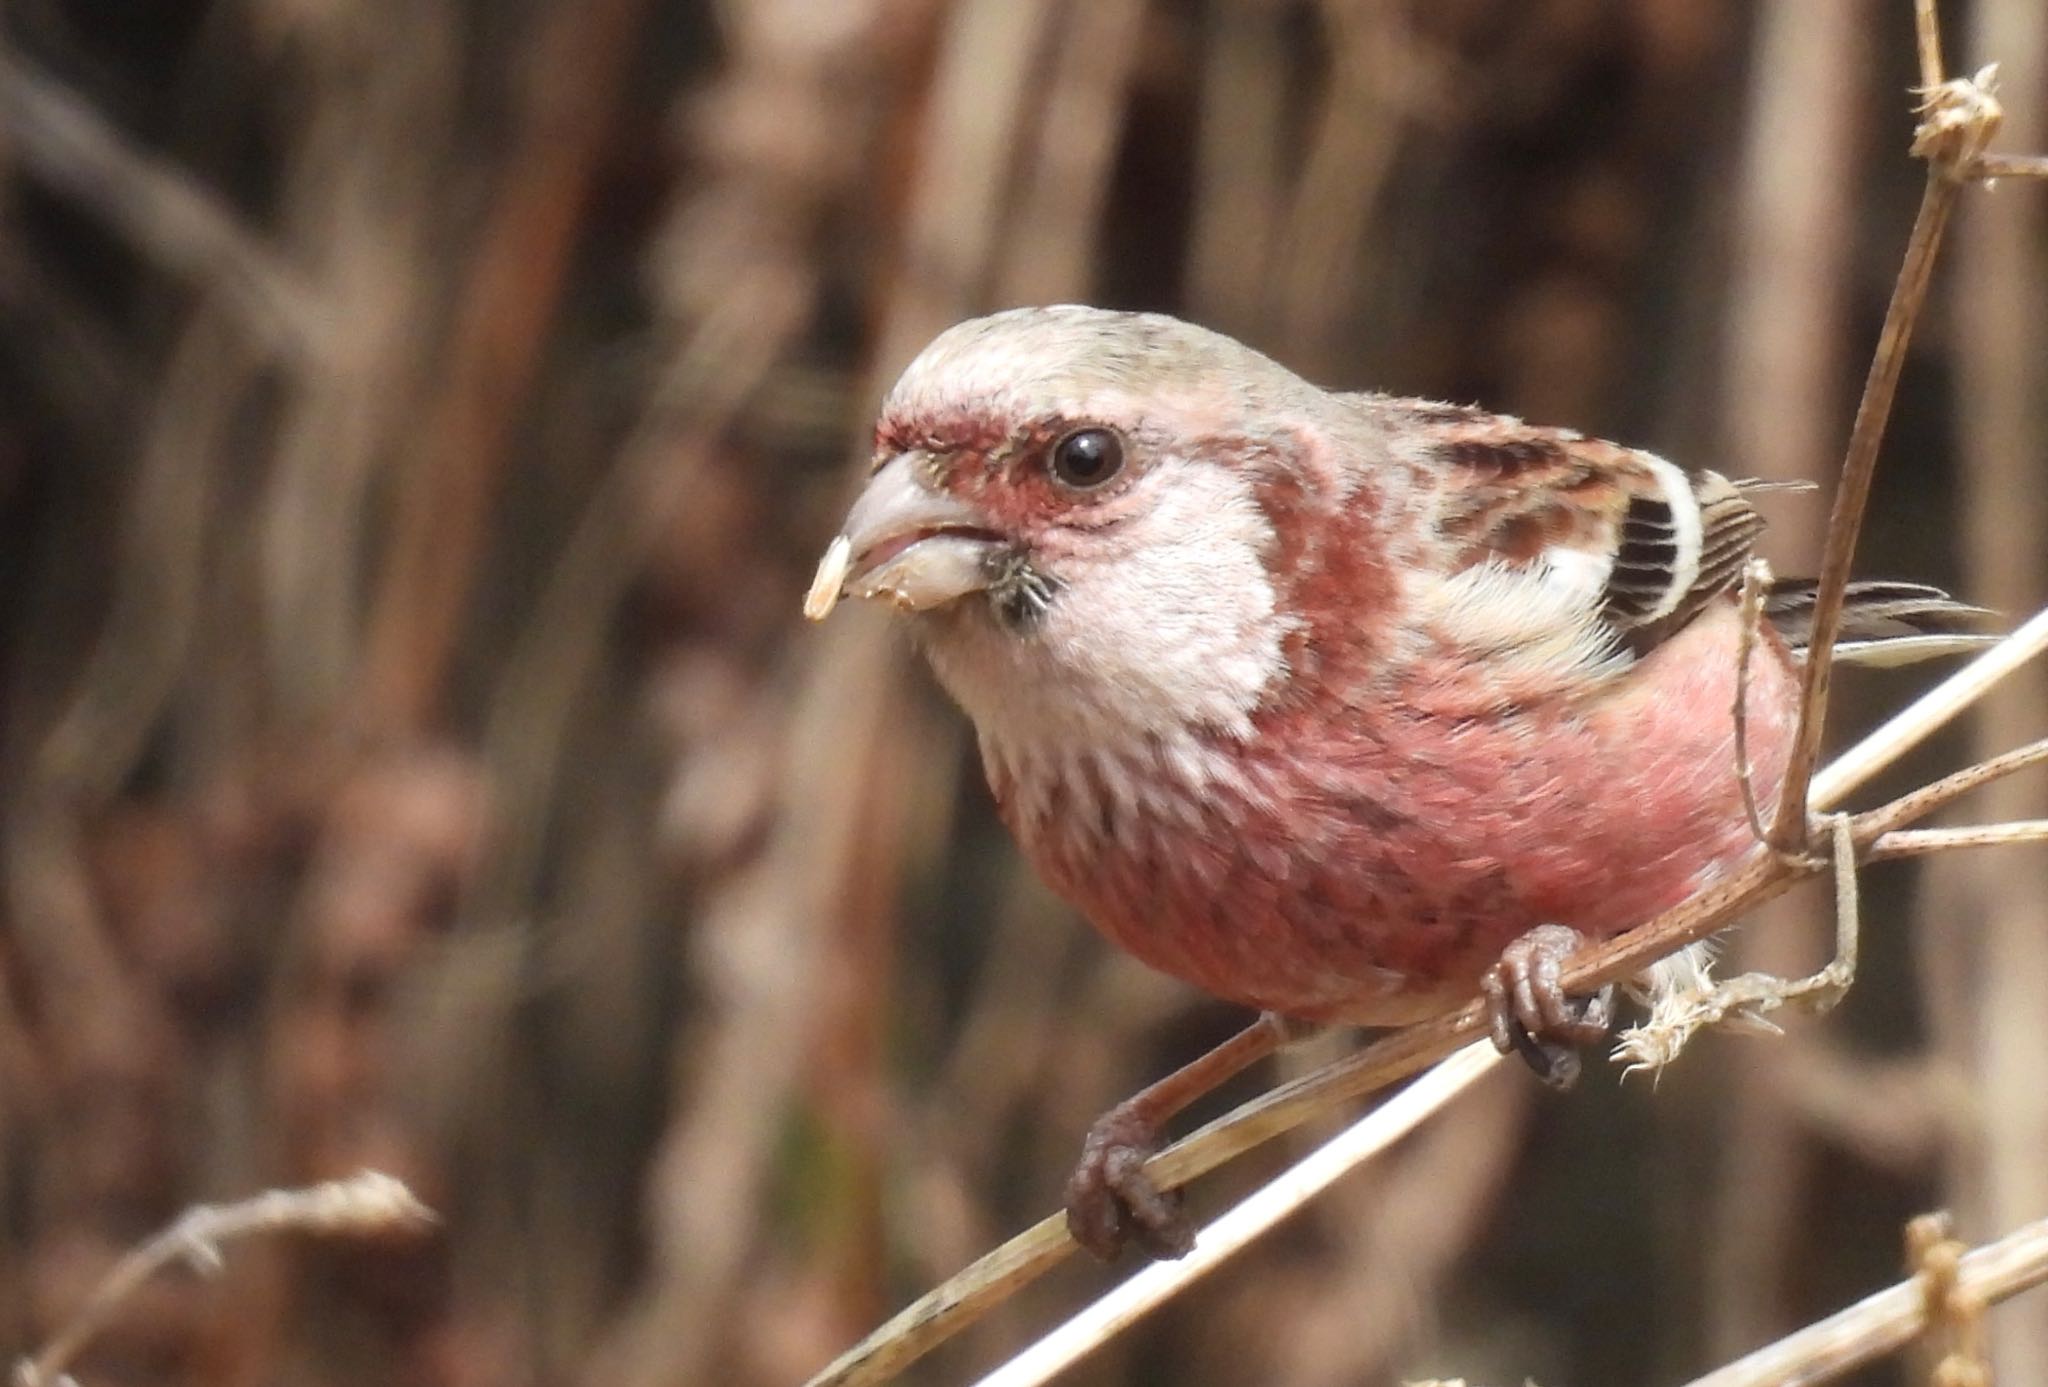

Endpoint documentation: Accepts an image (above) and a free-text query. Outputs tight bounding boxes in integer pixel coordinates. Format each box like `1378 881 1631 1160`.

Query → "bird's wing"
1372 400 1995 691
1377 398 1762 686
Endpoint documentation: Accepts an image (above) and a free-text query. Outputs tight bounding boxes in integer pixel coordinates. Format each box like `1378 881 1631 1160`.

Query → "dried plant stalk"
1680 1214 2048 1387
1768 60 2003 849
967 1044 1503 1387
14 1173 435 1387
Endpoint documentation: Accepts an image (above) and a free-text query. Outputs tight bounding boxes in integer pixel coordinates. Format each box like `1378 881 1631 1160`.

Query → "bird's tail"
1767 579 1998 667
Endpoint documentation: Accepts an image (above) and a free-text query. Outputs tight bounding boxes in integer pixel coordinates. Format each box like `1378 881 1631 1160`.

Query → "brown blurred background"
0 1 2043 1383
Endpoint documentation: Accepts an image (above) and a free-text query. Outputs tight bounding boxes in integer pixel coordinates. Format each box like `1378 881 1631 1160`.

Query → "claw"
1482 924 1616 1091
1064 1103 1195 1261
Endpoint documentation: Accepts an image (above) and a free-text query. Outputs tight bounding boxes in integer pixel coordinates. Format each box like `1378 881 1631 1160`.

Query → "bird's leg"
1065 1011 1301 1261
1481 923 1616 1091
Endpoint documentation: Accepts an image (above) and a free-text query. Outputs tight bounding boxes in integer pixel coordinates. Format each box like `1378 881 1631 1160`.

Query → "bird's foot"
1064 1101 1194 1262
1481 923 1616 1091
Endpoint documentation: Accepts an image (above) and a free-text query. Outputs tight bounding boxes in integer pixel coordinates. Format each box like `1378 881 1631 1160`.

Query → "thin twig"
1680 1214 2048 1387
1808 603 2048 806
1870 820 2048 860
1855 734 2048 839
1732 559 1776 844
1770 67 2002 852
1917 0 1947 92
1616 816 1862 1074
967 1044 1502 1387
14 1173 435 1387
1970 151 2048 178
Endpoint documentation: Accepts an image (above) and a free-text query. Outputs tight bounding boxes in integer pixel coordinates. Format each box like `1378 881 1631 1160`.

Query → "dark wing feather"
1370 396 1992 673
1386 397 1766 659
1765 579 1995 655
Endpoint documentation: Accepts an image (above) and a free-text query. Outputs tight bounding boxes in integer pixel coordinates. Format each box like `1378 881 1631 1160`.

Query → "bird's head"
807 306 1402 760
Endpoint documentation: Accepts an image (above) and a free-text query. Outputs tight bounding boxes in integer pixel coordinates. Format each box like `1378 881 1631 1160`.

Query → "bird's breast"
978 605 1800 1025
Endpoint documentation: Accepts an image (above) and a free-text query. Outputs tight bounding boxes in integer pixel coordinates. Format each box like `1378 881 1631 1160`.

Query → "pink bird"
806 305 1983 1259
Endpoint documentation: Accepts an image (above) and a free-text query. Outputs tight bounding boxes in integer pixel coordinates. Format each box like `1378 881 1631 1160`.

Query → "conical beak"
804 453 1004 621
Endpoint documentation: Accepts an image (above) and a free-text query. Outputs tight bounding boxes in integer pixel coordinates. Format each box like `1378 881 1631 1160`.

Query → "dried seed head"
805 534 851 621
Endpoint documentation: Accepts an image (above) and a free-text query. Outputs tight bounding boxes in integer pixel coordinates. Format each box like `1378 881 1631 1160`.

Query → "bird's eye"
1048 428 1125 490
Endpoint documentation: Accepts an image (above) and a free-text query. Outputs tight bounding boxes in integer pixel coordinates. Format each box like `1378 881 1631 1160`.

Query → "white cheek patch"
922 458 1294 764
1039 465 1292 732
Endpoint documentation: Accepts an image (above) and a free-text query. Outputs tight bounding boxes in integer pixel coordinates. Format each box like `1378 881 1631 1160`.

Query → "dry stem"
1732 558 1776 844
1856 732 2048 839
1817 604 2048 809
1870 820 2048 859
1615 815 1859 1074
1917 0 1947 90
1679 1214 2048 1387
967 1044 1502 1387
1768 60 2000 851
14 1172 435 1387
1970 151 2048 178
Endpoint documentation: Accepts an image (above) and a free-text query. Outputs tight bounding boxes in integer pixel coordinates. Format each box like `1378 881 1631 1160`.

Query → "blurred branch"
0 243 136 439
255 3 462 717
0 46 325 357
992 0 1144 304
475 275 808 921
1186 1 1286 333
14 1172 434 1387
35 314 256 797
1680 1213 2048 1387
359 0 652 734
575 2 953 1379
1271 3 1409 361
1773 1049 1969 1172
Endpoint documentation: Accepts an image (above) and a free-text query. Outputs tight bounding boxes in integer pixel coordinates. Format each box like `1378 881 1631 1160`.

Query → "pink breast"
987 610 1800 1025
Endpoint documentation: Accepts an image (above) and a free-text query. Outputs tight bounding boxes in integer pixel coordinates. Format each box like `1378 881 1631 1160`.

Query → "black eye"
1049 428 1125 489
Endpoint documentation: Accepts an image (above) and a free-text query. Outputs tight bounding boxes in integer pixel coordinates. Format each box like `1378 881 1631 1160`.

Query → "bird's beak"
804 452 1003 621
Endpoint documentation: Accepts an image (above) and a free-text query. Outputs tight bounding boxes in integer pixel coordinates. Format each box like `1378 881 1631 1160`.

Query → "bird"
804 304 1986 1260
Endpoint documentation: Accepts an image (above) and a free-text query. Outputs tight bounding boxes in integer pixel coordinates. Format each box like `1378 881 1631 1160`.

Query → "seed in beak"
804 534 852 622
